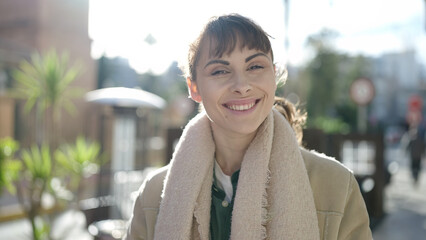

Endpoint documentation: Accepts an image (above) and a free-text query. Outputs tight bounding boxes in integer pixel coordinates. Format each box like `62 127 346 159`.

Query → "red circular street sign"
350 78 375 106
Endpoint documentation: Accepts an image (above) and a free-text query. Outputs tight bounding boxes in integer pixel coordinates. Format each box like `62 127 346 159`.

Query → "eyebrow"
203 52 269 69
204 59 229 69
245 52 269 62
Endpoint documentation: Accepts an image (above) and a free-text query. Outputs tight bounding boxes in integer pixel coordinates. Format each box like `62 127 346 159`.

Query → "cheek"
261 74 277 94
269 72 277 91
198 82 220 103
271 79 277 90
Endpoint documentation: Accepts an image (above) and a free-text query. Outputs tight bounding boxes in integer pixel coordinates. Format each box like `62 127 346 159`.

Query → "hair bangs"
205 16 273 59
187 14 274 81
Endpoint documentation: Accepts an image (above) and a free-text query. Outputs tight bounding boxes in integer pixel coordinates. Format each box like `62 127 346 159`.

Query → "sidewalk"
372 160 426 239
1 157 425 239
0 210 93 240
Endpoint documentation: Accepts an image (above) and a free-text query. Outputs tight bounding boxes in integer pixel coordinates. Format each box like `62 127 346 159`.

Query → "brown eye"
248 65 264 71
211 70 229 76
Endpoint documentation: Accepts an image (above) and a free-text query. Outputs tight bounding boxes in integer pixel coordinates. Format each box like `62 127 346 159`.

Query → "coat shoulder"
301 147 352 179
300 148 373 239
138 165 169 208
300 147 355 213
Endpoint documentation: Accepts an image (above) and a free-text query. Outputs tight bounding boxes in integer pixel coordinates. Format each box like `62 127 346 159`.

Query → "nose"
231 72 252 94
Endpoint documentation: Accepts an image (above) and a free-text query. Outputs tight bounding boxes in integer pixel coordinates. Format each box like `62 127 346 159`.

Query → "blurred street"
372 146 426 240
0 1 425 240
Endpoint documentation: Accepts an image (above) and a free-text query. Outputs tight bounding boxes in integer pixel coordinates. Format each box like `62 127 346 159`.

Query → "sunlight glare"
89 0 425 74
89 0 287 74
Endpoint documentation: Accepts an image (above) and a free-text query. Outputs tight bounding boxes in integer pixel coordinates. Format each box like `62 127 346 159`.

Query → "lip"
222 98 261 113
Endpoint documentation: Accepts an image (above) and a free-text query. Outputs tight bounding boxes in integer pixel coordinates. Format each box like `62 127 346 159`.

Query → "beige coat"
125 110 372 240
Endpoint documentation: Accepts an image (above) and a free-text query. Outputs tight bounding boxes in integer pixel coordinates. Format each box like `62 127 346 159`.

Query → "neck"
211 123 257 176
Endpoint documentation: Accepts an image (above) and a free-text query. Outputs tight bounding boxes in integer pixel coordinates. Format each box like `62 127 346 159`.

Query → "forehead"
199 35 271 61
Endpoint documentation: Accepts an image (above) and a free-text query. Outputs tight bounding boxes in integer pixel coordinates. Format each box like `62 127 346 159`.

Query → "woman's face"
188 39 277 137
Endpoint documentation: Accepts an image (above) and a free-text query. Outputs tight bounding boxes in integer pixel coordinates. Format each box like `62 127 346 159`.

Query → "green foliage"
300 29 373 133
304 29 340 119
21 145 52 181
7 50 102 240
336 103 358 132
55 136 103 201
8 138 105 240
311 116 350 134
0 138 21 194
17 144 54 240
307 51 340 116
12 49 83 119
33 216 50 240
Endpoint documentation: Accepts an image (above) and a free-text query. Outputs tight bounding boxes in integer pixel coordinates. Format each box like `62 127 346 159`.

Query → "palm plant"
55 136 103 203
7 50 93 240
0 137 21 195
16 144 54 240
12 49 82 145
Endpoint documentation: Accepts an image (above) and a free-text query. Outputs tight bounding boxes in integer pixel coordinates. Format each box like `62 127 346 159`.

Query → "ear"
186 77 202 103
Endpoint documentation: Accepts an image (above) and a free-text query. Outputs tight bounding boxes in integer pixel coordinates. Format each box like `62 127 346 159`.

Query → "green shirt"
210 170 240 240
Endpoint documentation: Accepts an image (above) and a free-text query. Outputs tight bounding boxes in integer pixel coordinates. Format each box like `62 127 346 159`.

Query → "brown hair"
186 14 273 82
185 14 306 144
274 97 306 144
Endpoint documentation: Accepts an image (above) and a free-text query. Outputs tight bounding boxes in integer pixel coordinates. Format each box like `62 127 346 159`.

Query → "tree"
12 50 83 145
337 55 371 132
302 29 374 133
10 50 85 240
305 29 340 121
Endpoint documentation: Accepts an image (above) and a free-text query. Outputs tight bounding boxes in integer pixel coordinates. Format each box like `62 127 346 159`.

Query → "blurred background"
0 0 425 239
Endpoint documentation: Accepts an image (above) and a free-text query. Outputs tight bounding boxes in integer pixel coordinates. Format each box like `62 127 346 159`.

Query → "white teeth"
227 102 255 111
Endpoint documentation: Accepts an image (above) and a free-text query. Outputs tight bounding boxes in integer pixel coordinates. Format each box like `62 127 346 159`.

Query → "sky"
89 0 426 74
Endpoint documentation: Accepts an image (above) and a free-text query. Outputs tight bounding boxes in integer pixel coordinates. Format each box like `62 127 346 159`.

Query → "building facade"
0 0 96 145
370 50 426 127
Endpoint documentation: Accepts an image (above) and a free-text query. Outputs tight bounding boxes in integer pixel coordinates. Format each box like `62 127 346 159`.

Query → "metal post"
283 0 289 64
358 105 368 133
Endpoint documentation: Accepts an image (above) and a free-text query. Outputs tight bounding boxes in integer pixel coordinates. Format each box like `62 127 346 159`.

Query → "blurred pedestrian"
124 14 371 240
406 126 425 184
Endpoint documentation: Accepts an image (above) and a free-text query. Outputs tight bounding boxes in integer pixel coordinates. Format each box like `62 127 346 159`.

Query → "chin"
229 122 264 135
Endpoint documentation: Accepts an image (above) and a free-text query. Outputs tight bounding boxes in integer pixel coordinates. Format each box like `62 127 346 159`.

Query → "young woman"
124 14 372 240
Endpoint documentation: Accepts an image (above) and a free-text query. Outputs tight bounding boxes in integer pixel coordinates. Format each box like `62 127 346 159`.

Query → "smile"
223 99 260 111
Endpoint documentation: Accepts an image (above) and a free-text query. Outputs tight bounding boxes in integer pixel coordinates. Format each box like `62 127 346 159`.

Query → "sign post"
350 78 375 133
406 95 423 127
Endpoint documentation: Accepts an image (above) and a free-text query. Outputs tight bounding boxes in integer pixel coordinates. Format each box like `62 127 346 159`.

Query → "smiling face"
188 39 277 137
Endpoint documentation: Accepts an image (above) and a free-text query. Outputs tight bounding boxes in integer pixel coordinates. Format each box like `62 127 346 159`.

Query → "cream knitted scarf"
154 109 319 240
